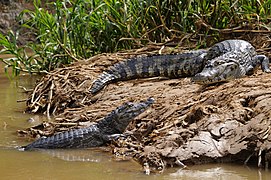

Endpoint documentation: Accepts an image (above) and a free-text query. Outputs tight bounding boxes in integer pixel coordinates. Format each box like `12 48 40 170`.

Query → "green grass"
0 0 271 77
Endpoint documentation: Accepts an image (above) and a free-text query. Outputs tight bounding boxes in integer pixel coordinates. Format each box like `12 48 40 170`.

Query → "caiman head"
112 98 154 133
191 53 246 84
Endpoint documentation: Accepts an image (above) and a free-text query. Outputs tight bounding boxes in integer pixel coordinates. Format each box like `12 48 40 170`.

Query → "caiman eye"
214 60 224 66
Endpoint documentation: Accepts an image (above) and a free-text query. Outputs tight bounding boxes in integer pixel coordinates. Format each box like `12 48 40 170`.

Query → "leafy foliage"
0 0 271 76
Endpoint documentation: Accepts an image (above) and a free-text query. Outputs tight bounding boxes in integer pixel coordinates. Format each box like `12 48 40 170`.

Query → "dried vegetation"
18 36 271 173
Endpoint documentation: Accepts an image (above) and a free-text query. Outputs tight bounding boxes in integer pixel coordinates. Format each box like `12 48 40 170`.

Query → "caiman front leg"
246 55 271 75
255 55 271 73
102 130 134 142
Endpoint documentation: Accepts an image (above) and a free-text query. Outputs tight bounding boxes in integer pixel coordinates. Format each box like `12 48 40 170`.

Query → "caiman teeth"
192 73 213 84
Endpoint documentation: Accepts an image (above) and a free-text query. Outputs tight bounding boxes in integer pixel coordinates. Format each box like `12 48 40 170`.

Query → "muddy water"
0 62 271 179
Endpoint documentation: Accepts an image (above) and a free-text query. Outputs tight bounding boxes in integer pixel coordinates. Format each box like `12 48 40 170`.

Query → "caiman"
90 39 271 94
21 98 154 150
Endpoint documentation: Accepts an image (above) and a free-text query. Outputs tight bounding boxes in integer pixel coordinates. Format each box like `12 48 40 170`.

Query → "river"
0 61 271 179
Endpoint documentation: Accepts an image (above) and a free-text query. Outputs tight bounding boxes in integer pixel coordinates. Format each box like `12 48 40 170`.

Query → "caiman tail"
21 98 154 150
90 50 207 94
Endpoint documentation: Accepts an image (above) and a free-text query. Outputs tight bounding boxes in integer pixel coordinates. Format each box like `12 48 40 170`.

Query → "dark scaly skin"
22 98 154 150
90 39 270 94
91 50 207 94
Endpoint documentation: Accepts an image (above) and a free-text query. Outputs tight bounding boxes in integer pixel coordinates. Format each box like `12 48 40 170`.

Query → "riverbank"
18 43 271 173
1 60 270 179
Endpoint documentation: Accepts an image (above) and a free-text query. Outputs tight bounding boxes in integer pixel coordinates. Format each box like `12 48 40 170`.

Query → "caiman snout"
192 70 220 84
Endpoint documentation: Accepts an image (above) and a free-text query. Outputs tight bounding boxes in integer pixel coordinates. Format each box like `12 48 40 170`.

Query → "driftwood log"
18 43 271 173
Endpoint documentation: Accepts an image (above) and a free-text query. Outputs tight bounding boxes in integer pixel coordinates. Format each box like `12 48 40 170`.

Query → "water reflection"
0 148 145 180
0 75 41 146
39 148 111 162
168 164 259 180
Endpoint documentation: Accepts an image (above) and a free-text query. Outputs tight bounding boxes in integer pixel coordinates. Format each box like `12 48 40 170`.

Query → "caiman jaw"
114 97 154 132
192 61 240 85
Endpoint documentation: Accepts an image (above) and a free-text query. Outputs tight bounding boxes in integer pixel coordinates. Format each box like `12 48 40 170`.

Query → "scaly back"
90 50 207 94
206 39 256 60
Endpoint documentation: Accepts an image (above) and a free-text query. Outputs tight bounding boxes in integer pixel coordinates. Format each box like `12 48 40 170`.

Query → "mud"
18 45 271 173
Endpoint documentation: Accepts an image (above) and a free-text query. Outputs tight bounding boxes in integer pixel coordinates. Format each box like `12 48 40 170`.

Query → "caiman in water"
21 98 154 150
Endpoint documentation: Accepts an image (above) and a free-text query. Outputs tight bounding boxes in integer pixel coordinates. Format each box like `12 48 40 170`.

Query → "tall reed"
0 0 270 76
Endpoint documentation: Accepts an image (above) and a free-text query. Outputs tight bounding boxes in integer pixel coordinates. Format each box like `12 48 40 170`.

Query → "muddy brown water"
0 61 271 179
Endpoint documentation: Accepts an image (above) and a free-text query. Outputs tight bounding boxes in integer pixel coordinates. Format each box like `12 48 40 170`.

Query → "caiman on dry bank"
91 39 271 94
22 98 154 150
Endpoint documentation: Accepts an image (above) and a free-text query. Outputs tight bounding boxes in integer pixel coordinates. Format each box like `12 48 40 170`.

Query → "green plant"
0 31 42 78
0 0 270 77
